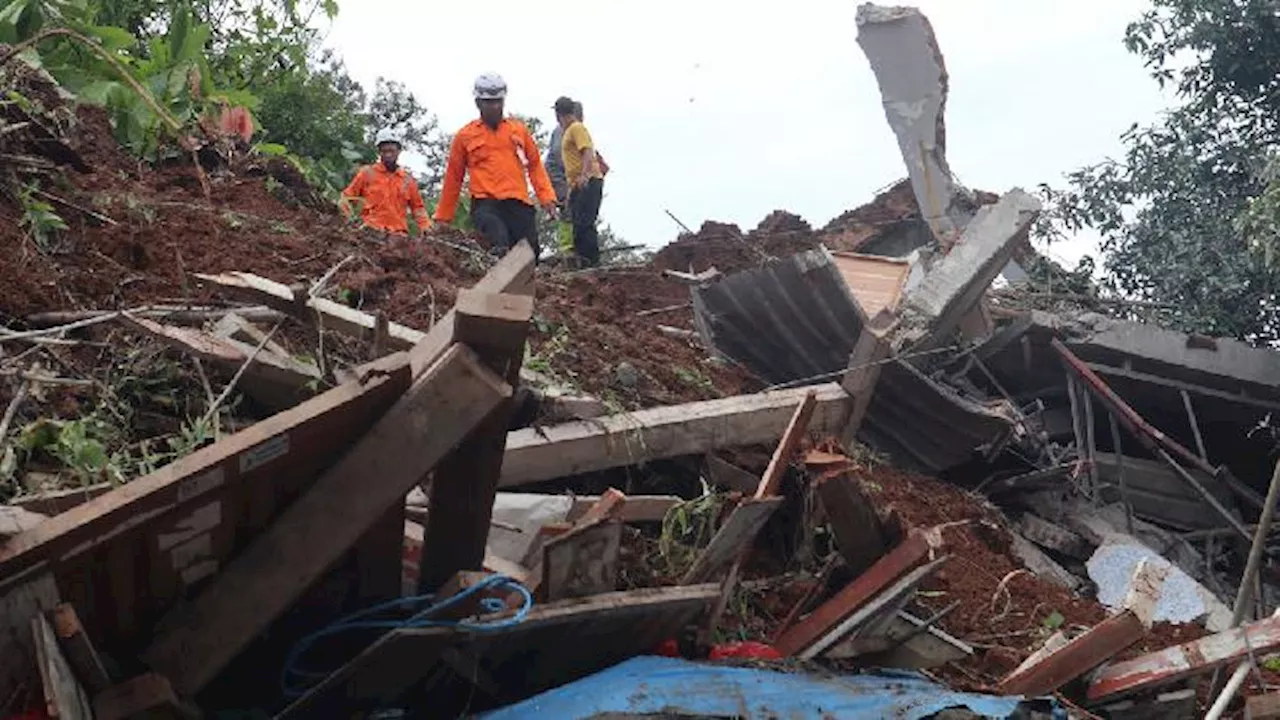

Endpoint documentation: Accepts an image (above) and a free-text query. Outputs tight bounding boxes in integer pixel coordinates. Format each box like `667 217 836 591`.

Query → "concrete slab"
1087 540 1231 631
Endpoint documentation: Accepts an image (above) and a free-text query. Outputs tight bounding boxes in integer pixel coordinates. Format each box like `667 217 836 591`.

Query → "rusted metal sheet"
1088 613 1280 702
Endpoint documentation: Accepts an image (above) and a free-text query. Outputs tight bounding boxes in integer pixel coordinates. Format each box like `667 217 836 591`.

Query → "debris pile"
3 4 1280 720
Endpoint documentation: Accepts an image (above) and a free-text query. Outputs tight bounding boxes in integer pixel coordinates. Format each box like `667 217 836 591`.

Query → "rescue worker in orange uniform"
339 129 431 236
433 73 557 260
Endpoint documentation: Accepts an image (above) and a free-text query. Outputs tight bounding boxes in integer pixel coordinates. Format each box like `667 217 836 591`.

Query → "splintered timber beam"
197 240 538 380
417 289 533 593
142 344 512 696
194 271 427 350
498 383 851 487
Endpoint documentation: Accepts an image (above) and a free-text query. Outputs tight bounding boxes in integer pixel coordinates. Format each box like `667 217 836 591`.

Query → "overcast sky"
324 1 1175 267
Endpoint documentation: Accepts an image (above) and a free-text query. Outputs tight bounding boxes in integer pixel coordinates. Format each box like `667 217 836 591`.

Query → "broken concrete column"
856 3 963 245
857 3 1033 283
895 189 1042 351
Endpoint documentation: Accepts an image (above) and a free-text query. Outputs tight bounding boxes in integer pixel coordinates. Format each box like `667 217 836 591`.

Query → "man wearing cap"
339 128 431 236
555 96 605 267
434 73 558 261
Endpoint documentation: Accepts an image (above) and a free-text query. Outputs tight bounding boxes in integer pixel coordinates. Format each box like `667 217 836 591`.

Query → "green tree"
1045 0 1280 343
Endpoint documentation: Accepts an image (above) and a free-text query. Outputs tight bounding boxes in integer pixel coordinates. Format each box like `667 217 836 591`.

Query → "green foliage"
17 182 68 250
1045 0 1280 342
17 416 124 484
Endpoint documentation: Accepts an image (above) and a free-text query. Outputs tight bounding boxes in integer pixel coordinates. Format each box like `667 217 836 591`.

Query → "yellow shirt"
561 121 602 187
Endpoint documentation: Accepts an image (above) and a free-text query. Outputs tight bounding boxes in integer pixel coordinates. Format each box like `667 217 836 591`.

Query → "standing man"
555 96 604 267
339 128 431 236
544 105 575 258
434 73 558 260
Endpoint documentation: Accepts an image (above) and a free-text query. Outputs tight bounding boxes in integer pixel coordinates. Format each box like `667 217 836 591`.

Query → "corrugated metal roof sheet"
692 248 1015 472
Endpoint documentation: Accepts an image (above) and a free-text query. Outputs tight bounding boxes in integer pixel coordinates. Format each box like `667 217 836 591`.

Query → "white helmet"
374 128 400 147
473 73 508 100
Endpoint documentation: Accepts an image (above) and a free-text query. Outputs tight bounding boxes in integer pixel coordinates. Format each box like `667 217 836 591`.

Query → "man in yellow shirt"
554 96 605 267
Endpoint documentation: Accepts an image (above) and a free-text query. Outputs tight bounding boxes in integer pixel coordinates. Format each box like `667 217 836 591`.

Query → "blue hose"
281 572 533 698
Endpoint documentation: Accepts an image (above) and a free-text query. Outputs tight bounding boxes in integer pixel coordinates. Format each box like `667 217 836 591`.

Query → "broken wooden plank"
817 470 890 577
999 559 1166 696
566 494 679 524
417 290 533 594
542 519 624 601
500 383 850 487
663 268 721 285
275 584 719 718
33 612 92 719
213 312 292 358
49 604 110 694
1088 610 1280 702
143 344 512 697
92 673 188 720
681 497 783 584
774 529 940 656
803 557 948 660
196 271 428 349
755 392 817 498
122 313 320 411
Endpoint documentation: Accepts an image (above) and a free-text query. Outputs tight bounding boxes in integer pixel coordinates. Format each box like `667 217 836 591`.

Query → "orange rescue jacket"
433 118 556 224
341 162 430 234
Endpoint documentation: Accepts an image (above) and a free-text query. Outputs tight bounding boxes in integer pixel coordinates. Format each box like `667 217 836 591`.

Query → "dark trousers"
472 198 539 261
569 178 604 267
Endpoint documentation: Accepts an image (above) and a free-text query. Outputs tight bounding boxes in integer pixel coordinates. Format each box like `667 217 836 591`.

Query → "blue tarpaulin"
480 656 1059 719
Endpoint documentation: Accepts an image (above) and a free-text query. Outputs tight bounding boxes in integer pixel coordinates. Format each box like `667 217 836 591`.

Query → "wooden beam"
802 556 948 660
499 383 850 487
143 344 511 696
49 604 110 694
1089 576 1275 702
566 494 680 524
122 313 320 411
682 497 782 584
32 612 92 719
817 470 890 577
195 271 427 350
755 392 816 498
0 355 412 587
773 529 940 656
417 290 532 593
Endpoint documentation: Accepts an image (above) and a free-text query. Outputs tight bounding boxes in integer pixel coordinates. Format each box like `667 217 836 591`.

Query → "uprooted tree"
1042 0 1280 344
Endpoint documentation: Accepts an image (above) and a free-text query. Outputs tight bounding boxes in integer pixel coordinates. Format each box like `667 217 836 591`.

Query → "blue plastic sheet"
481 656 1059 719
